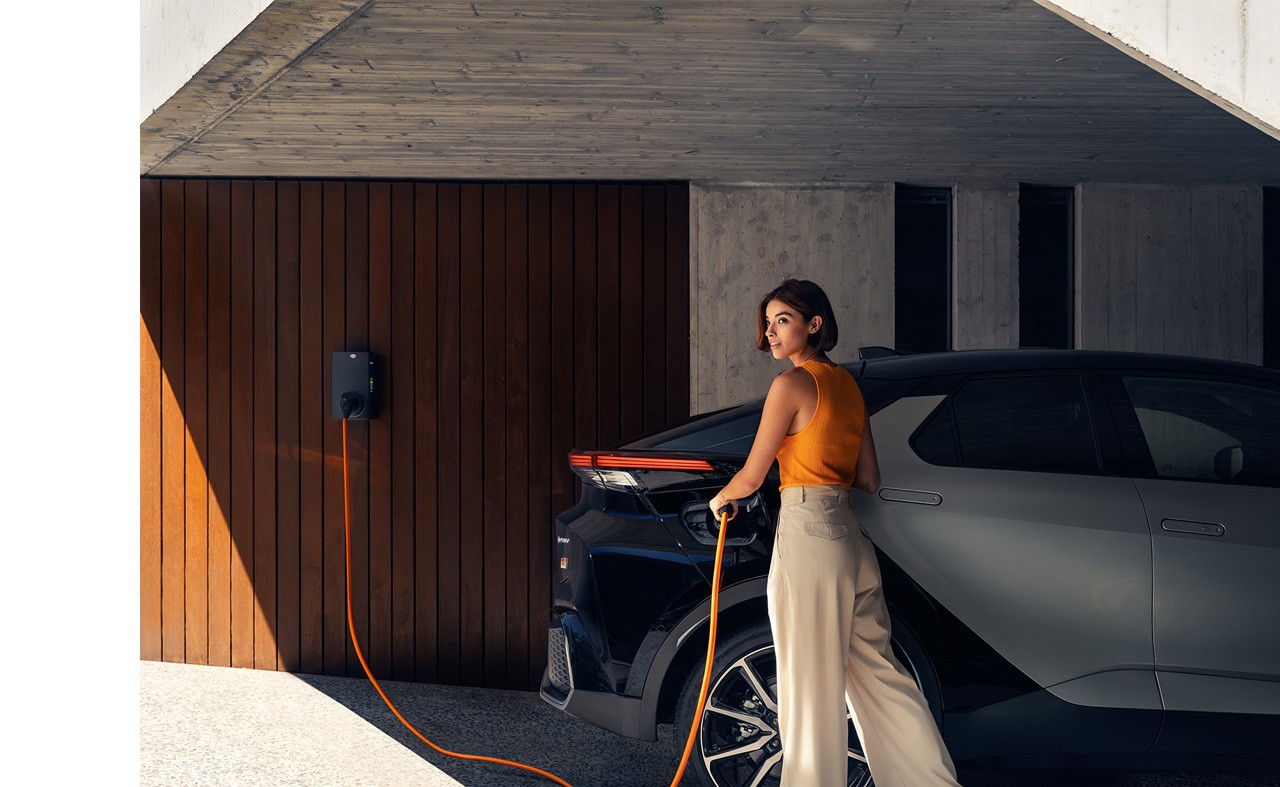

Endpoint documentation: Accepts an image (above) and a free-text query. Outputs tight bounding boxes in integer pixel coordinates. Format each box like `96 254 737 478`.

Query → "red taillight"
568 452 717 491
594 455 714 471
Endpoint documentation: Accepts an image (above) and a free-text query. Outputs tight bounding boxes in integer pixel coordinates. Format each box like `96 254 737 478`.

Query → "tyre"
673 619 934 787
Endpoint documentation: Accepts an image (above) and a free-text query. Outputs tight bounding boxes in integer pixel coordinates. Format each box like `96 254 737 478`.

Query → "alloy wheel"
696 644 874 787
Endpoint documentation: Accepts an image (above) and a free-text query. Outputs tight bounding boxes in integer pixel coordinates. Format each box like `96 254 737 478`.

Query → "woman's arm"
852 415 881 494
708 372 804 517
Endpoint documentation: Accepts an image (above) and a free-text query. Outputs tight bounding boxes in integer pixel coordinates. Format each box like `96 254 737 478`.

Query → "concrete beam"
1035 0 1280 140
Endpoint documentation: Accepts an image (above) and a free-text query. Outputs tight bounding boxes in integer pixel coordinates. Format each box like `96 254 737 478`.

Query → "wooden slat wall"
140 178 690 689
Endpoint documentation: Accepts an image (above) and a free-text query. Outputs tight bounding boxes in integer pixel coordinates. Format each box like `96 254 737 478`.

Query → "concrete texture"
141 660 1280 786
1036 0 1280 138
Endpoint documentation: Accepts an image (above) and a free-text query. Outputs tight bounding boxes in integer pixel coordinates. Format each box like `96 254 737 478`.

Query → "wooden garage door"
140 179 689 689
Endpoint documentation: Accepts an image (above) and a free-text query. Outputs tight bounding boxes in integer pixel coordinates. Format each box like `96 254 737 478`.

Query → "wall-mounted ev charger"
332 351 378 420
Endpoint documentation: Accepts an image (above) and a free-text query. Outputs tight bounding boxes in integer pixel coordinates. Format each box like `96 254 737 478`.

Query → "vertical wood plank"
229 179 256 669
344 181 370 676
642 185 667 431
459 183 485 687
504 184 530 689
436 183 462 684
276 181 302 672
483 183 508 687
390 181 417 682
206 180 232 667
596 186 620 450
526 184 553 688
414 183 440 682
665 184 690 422
253 180 279 670
574 186 598 456
322 181 348 676
161 179 187 664
140 179 163 661
619 186 645 440
368 181 394 677
184 180 210 666
548 185 575 518
298 181 326 674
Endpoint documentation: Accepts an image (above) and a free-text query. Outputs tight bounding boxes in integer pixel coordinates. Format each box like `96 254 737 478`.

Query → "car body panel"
855 394 1156 693
1135 478 1280 710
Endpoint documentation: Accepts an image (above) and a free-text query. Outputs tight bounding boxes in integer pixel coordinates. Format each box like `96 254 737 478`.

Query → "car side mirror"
1213 444 1243 481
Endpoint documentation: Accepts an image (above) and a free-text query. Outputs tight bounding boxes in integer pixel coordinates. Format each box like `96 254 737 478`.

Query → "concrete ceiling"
142 0 1280 183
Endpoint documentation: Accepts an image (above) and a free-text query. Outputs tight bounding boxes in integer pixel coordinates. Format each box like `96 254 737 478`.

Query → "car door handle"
1160 518 1225 537
878 488 942 506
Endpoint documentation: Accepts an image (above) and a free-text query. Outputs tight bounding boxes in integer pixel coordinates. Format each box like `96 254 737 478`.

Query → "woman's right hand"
709 495 738 522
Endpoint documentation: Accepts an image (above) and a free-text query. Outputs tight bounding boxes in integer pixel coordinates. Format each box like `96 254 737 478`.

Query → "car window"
912 374 1100 474
1121 375 1280 487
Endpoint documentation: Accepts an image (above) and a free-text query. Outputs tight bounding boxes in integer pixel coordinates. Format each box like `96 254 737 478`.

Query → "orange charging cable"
343 418 731 786
342 418 572 787
670 505 732 786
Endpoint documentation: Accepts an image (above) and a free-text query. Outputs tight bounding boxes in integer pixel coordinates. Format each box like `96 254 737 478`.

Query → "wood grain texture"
298 181 325 674
141 177 691 691
504 183 531 689
183 180 210 666
413 182 439 682
389 181 416 681
229 179 255 669
482 183 507 686
368 181 394 677
253 180 279 670
206 180 233 668
147 0 1280 184
140 179 163 662
435 183 462 685
276 181 303 672
160 180 185 663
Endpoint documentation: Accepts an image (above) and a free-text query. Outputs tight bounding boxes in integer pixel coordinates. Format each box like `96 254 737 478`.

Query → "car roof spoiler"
858 345 901 360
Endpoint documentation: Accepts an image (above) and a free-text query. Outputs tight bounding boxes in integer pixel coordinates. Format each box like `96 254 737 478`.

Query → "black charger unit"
332 351 378 420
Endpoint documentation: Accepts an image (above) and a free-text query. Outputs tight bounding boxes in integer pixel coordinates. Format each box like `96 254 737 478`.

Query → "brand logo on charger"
557 536 570 544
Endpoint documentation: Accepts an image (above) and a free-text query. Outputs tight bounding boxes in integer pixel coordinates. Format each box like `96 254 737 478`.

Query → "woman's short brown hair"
756 278 839 352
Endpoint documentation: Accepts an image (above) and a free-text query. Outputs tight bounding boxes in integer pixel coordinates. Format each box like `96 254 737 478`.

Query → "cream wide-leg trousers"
766 486 961 787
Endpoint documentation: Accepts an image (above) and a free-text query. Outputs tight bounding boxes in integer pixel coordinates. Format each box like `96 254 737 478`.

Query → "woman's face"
763 299 819 364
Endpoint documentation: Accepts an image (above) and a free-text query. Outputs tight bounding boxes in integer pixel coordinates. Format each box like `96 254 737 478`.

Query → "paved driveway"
141 661 1280 786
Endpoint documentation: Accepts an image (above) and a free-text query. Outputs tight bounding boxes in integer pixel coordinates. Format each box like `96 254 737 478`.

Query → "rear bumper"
539 609 652 740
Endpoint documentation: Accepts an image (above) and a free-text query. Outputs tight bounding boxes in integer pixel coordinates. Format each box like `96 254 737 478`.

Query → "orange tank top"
776 360 866 490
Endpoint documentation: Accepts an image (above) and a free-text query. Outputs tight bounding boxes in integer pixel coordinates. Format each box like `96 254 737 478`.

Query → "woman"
708 279 960 786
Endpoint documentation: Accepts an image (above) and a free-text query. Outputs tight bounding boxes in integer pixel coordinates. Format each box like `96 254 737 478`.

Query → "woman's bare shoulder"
770 366 817 397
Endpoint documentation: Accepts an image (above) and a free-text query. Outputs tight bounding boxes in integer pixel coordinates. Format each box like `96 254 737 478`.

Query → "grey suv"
541 349 1280 787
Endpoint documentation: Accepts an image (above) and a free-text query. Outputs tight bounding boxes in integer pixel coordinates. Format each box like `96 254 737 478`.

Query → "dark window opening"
1265 187 1279 370
1019 186 1074 349
895 186 951 354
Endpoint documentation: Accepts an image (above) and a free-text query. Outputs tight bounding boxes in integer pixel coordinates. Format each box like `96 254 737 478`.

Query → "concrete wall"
953 185 1020 350
1036 0 1280 139
1076 184 1264 364
690 184 894 413
141 0 273 122
691 181 1266 413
